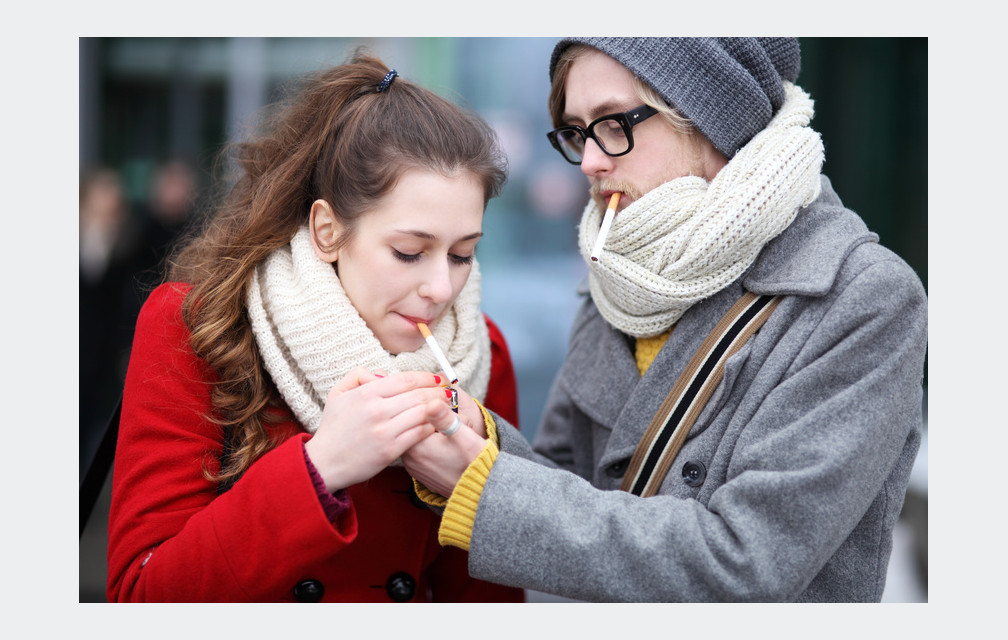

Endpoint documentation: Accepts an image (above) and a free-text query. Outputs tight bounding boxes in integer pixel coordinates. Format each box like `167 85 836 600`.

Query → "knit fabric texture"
635 329 672 376
303 444 352 523
549 37 801 158
246 225 491 433
438 439 499 551
578 83 824 338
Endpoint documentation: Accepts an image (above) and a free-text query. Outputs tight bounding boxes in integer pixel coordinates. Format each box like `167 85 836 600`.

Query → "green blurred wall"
799 37 927 291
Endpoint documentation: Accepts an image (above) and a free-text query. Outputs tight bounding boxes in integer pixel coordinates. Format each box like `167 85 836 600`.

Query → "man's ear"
309 199 341 262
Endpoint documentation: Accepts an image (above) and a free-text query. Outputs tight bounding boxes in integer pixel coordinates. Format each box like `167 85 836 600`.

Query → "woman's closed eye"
392 249 474 265
393 249 421 263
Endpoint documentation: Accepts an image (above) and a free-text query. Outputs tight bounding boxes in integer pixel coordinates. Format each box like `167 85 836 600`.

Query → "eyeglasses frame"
546 104 659 165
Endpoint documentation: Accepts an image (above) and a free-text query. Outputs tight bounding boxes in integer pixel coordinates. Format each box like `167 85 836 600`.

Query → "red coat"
106 282 523 602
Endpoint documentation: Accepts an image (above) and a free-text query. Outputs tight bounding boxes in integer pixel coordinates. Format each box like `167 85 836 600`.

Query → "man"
402 37 927 602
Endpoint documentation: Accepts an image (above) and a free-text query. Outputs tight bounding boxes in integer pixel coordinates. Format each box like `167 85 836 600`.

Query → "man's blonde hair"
548 44 705 161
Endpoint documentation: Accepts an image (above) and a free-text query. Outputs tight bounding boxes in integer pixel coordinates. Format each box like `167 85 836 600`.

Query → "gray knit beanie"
549 37 802 158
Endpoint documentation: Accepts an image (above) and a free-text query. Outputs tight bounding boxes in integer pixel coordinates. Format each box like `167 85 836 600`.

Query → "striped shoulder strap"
620 292 782 497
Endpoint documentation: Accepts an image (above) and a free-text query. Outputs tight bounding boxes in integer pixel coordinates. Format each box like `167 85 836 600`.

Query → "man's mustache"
589 181 641 205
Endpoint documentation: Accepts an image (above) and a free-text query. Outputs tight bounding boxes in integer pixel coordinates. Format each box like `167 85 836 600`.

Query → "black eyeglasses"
547 104 658 165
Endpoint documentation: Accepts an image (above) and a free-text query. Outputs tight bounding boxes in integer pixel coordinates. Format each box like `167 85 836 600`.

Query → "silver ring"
442 415 461 437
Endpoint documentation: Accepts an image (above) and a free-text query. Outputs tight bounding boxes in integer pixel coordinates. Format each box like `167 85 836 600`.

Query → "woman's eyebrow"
394 230 483 242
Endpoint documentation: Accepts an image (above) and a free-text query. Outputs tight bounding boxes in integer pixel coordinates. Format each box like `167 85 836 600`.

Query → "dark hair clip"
376 69 398 93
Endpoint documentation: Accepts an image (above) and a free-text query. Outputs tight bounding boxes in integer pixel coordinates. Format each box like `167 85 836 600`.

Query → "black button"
293 579 324 602
682 461 706 487
386 572 416 602
408 483 427 509
604 459 629 478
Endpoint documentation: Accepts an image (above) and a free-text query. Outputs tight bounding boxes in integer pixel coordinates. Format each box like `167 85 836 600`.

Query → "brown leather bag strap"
620 292 782 497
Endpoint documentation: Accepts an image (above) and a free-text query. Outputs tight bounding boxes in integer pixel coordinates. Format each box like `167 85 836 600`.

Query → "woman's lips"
399 313 434 327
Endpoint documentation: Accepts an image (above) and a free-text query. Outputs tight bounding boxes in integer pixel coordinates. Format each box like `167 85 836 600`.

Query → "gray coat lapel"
600 284 744 468
743 176 878 296
554 299 637 429
558 281 746 471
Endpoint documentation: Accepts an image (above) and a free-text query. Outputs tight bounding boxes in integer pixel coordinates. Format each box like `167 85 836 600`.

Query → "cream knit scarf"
246 225 491 433
578 82 825 338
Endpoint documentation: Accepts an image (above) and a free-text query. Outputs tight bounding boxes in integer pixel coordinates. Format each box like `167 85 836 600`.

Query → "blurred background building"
79 37 927 602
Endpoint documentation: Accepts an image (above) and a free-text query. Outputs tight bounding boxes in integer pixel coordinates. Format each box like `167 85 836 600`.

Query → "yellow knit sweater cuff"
438 439 498 550
477 398 500 446
411 399 500 509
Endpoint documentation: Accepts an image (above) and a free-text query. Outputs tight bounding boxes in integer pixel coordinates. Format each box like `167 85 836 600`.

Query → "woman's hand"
304 367 453 492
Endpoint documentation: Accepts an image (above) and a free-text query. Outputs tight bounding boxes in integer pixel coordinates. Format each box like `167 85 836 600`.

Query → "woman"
105 51 523 603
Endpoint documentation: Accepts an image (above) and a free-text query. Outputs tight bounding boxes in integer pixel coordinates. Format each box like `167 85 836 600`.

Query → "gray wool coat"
468 176 928 602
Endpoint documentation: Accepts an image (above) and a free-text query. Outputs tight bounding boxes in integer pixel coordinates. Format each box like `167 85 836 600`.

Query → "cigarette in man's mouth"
590 192 621 262
417 322 459 385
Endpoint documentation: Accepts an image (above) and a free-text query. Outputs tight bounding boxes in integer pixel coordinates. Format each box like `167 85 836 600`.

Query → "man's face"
562 49 727 211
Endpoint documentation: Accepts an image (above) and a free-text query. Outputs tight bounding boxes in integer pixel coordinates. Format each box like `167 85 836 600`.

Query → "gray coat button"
604 459 629 478
682 461 707 487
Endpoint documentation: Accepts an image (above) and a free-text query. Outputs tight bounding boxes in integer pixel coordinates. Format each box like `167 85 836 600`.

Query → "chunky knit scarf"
578 82 825 338
246 225 491 433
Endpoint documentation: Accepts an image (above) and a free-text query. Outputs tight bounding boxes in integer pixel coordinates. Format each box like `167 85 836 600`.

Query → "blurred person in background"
134 159 199 291
402 37 927 602
106 50 523 603
80 168 146 465
81 160 198 472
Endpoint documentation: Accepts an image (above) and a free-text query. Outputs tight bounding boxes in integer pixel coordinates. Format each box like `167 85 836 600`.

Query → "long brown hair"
168 49 507 485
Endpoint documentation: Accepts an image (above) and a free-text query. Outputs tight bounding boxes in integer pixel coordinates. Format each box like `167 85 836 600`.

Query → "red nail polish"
444 388 453 399
374 373 385 378
434 375 442 384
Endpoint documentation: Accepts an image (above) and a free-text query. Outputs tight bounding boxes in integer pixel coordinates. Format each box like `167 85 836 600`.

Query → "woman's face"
328 168 485 355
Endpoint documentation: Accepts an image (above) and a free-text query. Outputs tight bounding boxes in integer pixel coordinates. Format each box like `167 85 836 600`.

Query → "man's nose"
579 138 613 177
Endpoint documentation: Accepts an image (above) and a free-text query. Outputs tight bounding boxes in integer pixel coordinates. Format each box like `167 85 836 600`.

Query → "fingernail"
434 375 442 384
444 388 454 399
374 373 385 378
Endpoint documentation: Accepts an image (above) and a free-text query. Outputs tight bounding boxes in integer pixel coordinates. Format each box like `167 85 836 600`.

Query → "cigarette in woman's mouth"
416 322 459 385
590 192 621 262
